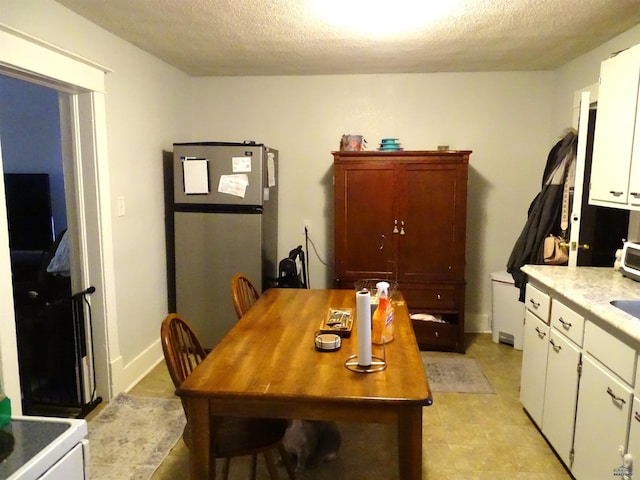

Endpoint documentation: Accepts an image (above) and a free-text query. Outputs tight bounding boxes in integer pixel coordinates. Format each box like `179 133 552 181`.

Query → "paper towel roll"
356 289 372 367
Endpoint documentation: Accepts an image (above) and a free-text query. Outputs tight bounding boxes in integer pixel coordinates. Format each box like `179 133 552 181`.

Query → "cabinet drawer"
525 284 550 323
412 320 458 351
402 285 459 310
550 299 585 347
584 320 636 385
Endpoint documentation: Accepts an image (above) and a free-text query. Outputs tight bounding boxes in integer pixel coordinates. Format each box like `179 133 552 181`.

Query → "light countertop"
522 265 640 344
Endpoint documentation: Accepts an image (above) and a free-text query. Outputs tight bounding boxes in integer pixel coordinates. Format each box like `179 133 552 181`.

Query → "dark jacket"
507 131 577 300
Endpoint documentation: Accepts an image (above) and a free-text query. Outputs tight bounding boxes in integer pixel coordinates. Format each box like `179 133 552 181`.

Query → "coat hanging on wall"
507 129 578 300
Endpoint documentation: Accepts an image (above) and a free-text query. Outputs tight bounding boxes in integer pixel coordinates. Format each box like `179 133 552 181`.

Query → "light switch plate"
117 196 126 217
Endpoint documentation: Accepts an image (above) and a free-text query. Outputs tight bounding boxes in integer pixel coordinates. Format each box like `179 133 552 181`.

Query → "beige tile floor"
114 333 572 479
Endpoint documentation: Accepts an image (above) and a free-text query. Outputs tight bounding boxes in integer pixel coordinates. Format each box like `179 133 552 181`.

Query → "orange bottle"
372 281 394 345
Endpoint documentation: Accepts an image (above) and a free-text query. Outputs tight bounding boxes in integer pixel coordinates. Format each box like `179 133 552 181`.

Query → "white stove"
1 416 88 480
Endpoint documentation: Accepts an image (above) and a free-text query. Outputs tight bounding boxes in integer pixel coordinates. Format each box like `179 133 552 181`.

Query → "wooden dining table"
177 288 432 479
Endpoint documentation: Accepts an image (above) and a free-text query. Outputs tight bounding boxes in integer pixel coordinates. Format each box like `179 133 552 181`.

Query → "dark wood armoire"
333 150 470 352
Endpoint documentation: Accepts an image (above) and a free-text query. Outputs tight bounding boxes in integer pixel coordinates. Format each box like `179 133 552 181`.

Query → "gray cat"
282 419 342 471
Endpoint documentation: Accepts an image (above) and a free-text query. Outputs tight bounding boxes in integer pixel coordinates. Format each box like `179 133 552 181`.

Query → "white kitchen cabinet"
541 329 581 466
520 290 582 467
626 397 640 479
520 310 550 427
521 265 640 479
590 43 640 209
573 355 633 479
519 278 639 477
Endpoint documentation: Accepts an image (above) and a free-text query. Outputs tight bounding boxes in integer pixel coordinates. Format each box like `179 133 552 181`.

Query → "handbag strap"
561 177 569 234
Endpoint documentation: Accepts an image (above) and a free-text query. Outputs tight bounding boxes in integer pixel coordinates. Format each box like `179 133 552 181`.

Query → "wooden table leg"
184 398 215 479
398 406 423 480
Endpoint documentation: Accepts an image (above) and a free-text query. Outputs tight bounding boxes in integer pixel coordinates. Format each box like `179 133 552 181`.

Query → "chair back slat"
161 313 207 388
231 273 260 319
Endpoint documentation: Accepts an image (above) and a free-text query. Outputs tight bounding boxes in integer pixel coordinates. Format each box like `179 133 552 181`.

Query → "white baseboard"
108 340 164 398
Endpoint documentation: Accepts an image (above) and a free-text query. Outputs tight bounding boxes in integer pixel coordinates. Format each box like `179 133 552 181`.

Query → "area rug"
87 393 186 480
421 353 494 394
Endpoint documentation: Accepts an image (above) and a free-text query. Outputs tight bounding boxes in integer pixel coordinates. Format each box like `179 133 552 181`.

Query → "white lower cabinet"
626 397 640 478
520 310 581 467
572 355 633 480
520 310 549 427
541 330 581 466
521 279 640 479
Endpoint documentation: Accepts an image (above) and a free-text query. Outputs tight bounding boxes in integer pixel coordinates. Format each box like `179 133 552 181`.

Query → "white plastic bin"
490 271 525 350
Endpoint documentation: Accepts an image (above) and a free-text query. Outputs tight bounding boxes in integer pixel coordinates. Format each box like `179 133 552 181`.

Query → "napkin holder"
318 308 353 337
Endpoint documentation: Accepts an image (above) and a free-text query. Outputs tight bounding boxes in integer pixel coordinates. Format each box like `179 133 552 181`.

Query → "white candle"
356 289 372 367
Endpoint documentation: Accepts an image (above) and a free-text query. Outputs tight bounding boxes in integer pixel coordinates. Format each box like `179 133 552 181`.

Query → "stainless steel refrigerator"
171 142 278 348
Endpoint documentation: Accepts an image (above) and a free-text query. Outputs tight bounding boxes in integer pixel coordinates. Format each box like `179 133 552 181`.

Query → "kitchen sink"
610 300 640 319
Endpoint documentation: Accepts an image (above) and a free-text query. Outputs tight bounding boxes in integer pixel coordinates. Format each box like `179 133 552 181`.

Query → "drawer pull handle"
631 192 640 198
609 190 624 197
549 339 561 351
437 294 442 300
607 387 626 404
635 411 640 423
535 327 546 338
529 299 540 309
558 317 572 328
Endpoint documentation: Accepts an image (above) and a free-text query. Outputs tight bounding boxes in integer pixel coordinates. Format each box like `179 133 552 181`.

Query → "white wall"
0 0 191 394
190 72 556 331
0 0 639 405
190 26 640 332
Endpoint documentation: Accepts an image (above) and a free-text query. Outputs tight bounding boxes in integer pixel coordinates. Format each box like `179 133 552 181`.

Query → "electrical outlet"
303 219 312 233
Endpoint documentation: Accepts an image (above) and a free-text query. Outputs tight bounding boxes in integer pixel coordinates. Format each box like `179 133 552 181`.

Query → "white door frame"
0 23 118 412
569 85 598 267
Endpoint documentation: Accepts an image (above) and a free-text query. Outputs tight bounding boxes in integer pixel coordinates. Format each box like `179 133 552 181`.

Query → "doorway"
572 85 632 266
0 74 102 417
577 107 630 265
0 24 115 414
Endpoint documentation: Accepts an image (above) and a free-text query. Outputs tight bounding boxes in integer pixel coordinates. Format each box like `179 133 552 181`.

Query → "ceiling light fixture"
309 0 464 37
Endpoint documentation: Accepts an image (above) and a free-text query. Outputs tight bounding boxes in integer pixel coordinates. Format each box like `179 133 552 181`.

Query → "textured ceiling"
55 0 640 76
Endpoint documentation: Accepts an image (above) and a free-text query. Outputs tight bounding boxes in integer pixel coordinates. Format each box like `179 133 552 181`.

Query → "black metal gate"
14 286 101 418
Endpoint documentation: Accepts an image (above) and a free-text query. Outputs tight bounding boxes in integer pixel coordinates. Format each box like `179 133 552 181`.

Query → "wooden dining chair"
231 273 260 319
161 313 295 480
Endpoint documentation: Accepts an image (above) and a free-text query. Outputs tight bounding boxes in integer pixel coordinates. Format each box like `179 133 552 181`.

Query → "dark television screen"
3 173 54 251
